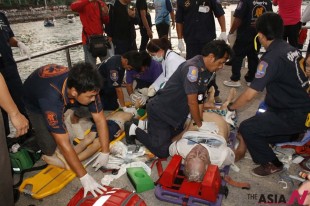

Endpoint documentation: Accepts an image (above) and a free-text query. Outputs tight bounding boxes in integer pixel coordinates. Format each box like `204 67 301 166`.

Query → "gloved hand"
225 110 237 127
17 41 31 59
227 33 237 46
137 94 148 106
178 39 185 52
130 93 139 104
147 86 157 97
217 32 227 42
198 121 219 134
92 152 109 171
80 173 106 197
122 106 137 116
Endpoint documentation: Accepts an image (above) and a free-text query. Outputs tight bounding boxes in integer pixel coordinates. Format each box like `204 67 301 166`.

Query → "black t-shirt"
250 39 310 111
152 55 213 128
234 0 273 35
0 12 15 67
108 0 134 40
175 0 224 43
136 0 152 27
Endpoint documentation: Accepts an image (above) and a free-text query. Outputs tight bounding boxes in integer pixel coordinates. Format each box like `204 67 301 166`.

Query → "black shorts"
107 120 121 141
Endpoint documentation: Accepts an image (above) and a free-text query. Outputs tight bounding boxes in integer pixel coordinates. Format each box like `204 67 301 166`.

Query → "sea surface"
10 4 308 81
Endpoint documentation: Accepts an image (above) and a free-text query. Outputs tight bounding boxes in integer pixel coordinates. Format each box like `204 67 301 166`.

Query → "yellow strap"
306 113 310 127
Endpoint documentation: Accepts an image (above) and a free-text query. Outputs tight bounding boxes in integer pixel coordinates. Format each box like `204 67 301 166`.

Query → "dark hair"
256 12 283 40
146 37 172 53
67 62 102 94
122 50 144 69
201 40 232 60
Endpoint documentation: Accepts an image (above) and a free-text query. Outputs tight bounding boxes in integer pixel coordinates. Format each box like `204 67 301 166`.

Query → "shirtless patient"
169 87 246 181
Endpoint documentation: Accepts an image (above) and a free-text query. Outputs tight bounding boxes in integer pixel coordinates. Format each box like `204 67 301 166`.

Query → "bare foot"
42 154 65 169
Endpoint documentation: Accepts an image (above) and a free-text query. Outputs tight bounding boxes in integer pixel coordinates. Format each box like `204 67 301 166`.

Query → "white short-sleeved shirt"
169 131 235 168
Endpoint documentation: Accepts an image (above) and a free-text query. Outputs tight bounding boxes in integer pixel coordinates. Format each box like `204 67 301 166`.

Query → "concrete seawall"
3 9 75 24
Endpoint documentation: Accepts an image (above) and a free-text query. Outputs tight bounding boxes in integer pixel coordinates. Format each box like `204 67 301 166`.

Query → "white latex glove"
92 152 109 171
137 94 148 106
178 39 185 52
227 33 237 47
122 107 137 116
130 93 139 104
148 86 157 97
198 121 219 134
217 32 227 42
225 110 237 127
80 173 106 197
17 41 31 59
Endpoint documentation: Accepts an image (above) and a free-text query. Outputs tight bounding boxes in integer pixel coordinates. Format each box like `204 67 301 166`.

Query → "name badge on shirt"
199 5 209 13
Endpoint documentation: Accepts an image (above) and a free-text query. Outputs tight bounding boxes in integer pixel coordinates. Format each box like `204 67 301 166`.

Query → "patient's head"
184 144 211 182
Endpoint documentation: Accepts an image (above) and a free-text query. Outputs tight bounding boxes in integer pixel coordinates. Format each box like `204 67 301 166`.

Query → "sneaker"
223 80 241 87
251 162 283 177
124 121 136 145
214 96 222 103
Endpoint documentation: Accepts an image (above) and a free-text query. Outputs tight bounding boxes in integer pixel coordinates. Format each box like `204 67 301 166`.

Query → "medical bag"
67 186 146 206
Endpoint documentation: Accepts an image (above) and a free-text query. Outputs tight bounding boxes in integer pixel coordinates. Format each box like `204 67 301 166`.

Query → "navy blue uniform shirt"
23 64 103 134
152 55 213 128
251 39 310 111
0 12 15 67
176 0 224 43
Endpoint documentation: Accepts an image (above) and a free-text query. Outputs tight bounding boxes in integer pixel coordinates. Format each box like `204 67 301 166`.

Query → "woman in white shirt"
146 37 186 96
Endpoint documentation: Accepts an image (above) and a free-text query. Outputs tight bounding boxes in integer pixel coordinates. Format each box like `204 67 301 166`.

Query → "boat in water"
67 14 75 23
44 17 55 27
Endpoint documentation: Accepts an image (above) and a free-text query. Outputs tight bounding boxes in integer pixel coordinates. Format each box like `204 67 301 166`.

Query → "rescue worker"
97 50 143 111
175 0 227 103
23 63 110 197
124 40 232 158
223 0 273 87
228 13 310 177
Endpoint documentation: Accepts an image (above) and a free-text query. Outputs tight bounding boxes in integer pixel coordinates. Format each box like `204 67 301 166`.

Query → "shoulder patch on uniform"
255 61 268 78
45 111 59 128
110 70 119 82
187 66 198 82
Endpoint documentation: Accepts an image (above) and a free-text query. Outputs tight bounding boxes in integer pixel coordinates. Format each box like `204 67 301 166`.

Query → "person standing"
0 11 31 137
71 0 109 68
176 0 227 103
0 73 29 206
136 0 153 51
154 0 175 38
223 0 273 87
124 40 232 158
23 63 110 197
228 13 310 177
273 0 302 48
106 0 138 55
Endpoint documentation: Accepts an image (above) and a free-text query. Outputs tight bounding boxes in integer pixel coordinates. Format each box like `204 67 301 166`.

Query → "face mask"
152 54 163 62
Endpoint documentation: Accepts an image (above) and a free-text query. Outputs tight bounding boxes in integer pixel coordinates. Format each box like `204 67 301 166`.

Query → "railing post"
66 48 72 69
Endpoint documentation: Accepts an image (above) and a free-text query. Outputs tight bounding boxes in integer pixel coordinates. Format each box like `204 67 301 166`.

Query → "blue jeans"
83 45 107 68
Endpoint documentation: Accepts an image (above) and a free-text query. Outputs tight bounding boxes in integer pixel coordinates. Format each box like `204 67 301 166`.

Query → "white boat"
44 18 55 27
67 14 75 23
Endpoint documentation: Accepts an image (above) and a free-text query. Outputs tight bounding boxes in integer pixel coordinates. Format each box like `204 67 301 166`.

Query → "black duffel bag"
87 35 109 57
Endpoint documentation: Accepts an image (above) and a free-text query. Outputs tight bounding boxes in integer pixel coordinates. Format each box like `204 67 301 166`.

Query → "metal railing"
15 41 82 69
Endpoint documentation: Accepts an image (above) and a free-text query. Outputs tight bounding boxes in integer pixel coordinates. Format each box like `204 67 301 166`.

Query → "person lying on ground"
43 109 145 170
169 87 246 181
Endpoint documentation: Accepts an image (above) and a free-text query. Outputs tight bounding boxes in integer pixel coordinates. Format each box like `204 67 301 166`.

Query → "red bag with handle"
67 186 146 206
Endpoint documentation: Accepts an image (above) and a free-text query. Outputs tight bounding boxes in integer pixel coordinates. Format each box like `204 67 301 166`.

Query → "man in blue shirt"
23 63 110 197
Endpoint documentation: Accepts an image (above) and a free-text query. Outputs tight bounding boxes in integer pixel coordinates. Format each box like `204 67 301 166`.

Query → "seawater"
10 4 308 81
